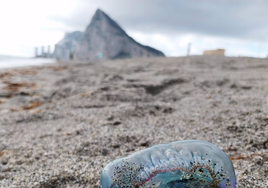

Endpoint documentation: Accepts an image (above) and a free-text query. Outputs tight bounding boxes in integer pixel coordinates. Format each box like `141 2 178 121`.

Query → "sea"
0 55 56 69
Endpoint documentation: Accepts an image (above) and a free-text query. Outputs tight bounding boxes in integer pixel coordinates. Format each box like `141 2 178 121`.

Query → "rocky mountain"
54 31 84 60
73 9 165 60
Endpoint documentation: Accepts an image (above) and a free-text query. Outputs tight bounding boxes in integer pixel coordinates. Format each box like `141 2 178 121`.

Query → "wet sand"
0 56 267 187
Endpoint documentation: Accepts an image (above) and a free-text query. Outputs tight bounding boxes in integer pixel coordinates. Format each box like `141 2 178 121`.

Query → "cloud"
128 31 268 57
49 0 268 42
0 0 75 56
1 0 268 57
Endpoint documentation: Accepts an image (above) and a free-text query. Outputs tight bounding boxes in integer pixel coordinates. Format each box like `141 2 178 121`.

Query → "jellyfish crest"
101 140 236 188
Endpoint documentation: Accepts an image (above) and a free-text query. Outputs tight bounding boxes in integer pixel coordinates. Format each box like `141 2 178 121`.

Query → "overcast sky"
1 0 268 57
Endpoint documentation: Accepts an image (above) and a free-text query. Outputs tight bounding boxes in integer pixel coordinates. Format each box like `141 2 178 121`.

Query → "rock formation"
74 9 165 60
54 31 84 60
54 9 164 61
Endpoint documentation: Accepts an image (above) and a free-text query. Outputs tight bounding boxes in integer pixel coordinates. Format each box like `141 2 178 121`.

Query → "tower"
41 46 45 57
187 43 191 56
47 45 51 58
47 45 51 57
35 47 38 57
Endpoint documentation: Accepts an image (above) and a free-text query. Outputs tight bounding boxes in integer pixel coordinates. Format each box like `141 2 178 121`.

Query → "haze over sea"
0 55 56 69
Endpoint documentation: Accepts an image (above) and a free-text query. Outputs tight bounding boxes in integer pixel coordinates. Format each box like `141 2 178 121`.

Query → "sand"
0 56 267 187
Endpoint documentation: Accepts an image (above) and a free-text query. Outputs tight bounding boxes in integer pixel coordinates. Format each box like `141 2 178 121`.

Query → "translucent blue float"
101 140 236 188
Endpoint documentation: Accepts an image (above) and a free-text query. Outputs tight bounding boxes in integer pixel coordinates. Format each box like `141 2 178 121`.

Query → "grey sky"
50 0 268 42
1 0 268 57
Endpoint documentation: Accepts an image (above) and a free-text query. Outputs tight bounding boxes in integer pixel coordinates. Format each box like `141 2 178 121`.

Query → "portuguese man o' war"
101 140 236 188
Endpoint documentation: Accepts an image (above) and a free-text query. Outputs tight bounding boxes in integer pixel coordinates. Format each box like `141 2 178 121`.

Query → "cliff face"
74 9 165 60
54 31 84 60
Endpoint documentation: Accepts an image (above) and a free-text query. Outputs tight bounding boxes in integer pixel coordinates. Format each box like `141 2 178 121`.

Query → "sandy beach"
0 56 267 187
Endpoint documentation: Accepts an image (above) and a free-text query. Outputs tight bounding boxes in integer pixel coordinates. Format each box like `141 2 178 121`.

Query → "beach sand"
0 56 267 187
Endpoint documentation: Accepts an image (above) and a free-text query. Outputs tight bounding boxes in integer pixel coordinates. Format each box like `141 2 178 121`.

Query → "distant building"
41 46 45 56
35 47 38 57
35 46 53 58
203 49 225 56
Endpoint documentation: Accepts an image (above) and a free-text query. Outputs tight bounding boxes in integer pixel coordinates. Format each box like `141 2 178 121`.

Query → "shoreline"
0 57 57 70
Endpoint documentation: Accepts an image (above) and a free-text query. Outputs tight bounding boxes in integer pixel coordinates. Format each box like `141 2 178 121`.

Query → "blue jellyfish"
101 140 236 188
